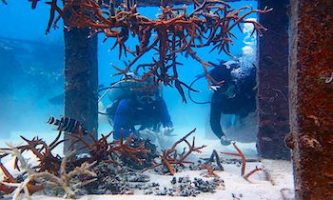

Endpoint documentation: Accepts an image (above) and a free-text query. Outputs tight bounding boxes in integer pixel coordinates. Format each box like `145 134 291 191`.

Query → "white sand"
1 130 294 200
26 159 294 200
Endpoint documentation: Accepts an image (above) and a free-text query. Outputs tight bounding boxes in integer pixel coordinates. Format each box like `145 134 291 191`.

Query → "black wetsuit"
209 63 256 138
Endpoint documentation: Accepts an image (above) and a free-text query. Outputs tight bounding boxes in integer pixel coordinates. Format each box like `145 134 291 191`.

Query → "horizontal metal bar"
136 0 256 7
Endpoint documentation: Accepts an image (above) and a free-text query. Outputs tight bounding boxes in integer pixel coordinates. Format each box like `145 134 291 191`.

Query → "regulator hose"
188 76 212 105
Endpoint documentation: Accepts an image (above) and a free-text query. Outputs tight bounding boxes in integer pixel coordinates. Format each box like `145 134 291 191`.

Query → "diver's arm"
157 98 173 128
210 93 224 138
113 99 135 139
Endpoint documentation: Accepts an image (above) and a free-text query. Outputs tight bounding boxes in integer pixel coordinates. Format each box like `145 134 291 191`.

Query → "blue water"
0 1 257 144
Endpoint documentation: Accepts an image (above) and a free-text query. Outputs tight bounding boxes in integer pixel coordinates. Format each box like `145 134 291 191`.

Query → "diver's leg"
105 99 120 126
210 93 224 138
237 95 256 126
113 99 135 140
156 98 173 128
210 93 231 145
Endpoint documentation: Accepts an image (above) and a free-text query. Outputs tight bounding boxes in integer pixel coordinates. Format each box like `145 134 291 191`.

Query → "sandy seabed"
1 130 294 200
27 158 294 200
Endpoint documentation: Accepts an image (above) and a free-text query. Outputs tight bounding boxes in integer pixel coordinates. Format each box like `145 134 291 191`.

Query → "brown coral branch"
156 128 206 175
35 0 269 101
3 151 95 199
0 160 16 194
0 146 44 197
17 134 63 175
221 142 246 176
243 166 263 182
232 142 247 176
111 132 149 164
161 155 175 175
0 160 15 183
0 126 65 174
68 127 149 166
200 163 219 177
221 142 265 182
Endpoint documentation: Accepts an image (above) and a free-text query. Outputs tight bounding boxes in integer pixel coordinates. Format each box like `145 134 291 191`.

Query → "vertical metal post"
289 0 333 198
63 28 98 153
257 0 291 159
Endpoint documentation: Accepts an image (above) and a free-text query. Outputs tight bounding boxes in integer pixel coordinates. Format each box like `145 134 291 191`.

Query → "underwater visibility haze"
0 1 258 143
0 1 297 200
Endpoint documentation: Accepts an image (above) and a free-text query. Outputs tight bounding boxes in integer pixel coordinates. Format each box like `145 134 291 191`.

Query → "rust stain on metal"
289 0 333 199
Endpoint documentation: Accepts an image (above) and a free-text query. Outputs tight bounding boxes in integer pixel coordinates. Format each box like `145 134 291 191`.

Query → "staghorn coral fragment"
30 0 270 101
152 128 206 175
0 145 44 199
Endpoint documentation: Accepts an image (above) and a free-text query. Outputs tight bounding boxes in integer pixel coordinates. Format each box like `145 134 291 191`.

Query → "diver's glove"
161 126 175 136
220 135 232 146
139 128 157 142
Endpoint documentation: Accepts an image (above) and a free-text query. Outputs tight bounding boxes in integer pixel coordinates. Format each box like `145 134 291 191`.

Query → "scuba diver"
103 75 174 140
189 59 256 145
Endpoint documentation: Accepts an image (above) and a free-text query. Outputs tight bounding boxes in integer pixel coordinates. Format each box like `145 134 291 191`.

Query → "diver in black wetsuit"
208 60 256 145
